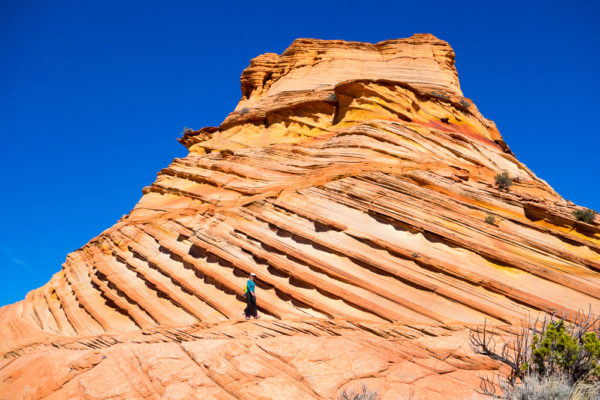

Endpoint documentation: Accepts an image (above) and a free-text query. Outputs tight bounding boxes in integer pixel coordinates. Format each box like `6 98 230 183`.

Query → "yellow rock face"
1 34 599 399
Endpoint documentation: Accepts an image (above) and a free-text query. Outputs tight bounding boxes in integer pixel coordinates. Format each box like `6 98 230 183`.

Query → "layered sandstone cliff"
1 34 599 400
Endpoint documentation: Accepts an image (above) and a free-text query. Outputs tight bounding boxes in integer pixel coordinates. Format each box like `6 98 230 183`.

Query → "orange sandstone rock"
1 34 599 399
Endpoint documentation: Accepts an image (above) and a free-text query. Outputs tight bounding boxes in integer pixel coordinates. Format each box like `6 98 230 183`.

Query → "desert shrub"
431 91 450 102
494 171 513 191
181 126 194 134
501 373 572 400
572 208 597 224
338 385 379 400
570 380 600 400
470 311 600 398
327 93 337 101
485 215 496 225
459 98 471 110
500 376 600 399
239 107 250 115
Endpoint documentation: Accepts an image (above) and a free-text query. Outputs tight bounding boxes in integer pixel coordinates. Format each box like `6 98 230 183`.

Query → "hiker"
244 272 260 319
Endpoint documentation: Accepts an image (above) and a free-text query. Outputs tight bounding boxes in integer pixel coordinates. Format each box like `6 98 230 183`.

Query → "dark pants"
244 292 257 317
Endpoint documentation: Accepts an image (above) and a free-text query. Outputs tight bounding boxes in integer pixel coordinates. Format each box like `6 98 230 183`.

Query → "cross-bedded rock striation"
1 34 599 400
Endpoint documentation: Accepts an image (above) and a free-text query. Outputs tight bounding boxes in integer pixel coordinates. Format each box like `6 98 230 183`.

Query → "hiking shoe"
253 315 261 319
245 316 250 320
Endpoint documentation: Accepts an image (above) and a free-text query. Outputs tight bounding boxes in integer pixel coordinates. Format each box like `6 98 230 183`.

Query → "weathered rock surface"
1 34 599 399
0 319 504 400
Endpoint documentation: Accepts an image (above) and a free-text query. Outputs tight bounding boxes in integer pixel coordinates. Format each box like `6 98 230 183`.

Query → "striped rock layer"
1 34 599 400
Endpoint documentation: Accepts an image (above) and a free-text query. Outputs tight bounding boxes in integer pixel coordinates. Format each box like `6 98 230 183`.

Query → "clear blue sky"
1 0 598 307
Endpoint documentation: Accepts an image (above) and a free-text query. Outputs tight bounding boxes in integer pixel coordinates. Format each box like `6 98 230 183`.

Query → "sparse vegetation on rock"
338 385 380 400
430 91 450 102
572 208 597 224
181 126 194 134
485 215 496 225
459 98 471 110
494 171 513 191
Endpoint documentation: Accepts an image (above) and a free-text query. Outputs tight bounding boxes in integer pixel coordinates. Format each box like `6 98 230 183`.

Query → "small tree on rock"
494 171 513 191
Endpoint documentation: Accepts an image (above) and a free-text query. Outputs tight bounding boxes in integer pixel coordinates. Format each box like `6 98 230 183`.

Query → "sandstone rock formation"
1 34 599 399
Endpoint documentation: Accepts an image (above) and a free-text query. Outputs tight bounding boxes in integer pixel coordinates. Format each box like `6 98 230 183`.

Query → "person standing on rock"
244 272 260 319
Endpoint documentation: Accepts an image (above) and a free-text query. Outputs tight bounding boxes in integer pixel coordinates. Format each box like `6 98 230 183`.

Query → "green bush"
485 215 496 225
572 209 597 224
494 171 513 190
528 320 600 382
181 126 194 134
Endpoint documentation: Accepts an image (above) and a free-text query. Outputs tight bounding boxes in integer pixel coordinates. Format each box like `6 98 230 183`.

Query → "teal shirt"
246 279 255 294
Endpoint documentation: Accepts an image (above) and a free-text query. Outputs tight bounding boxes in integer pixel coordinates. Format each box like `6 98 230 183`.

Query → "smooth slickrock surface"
1 34 599 399
0 319 503 400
